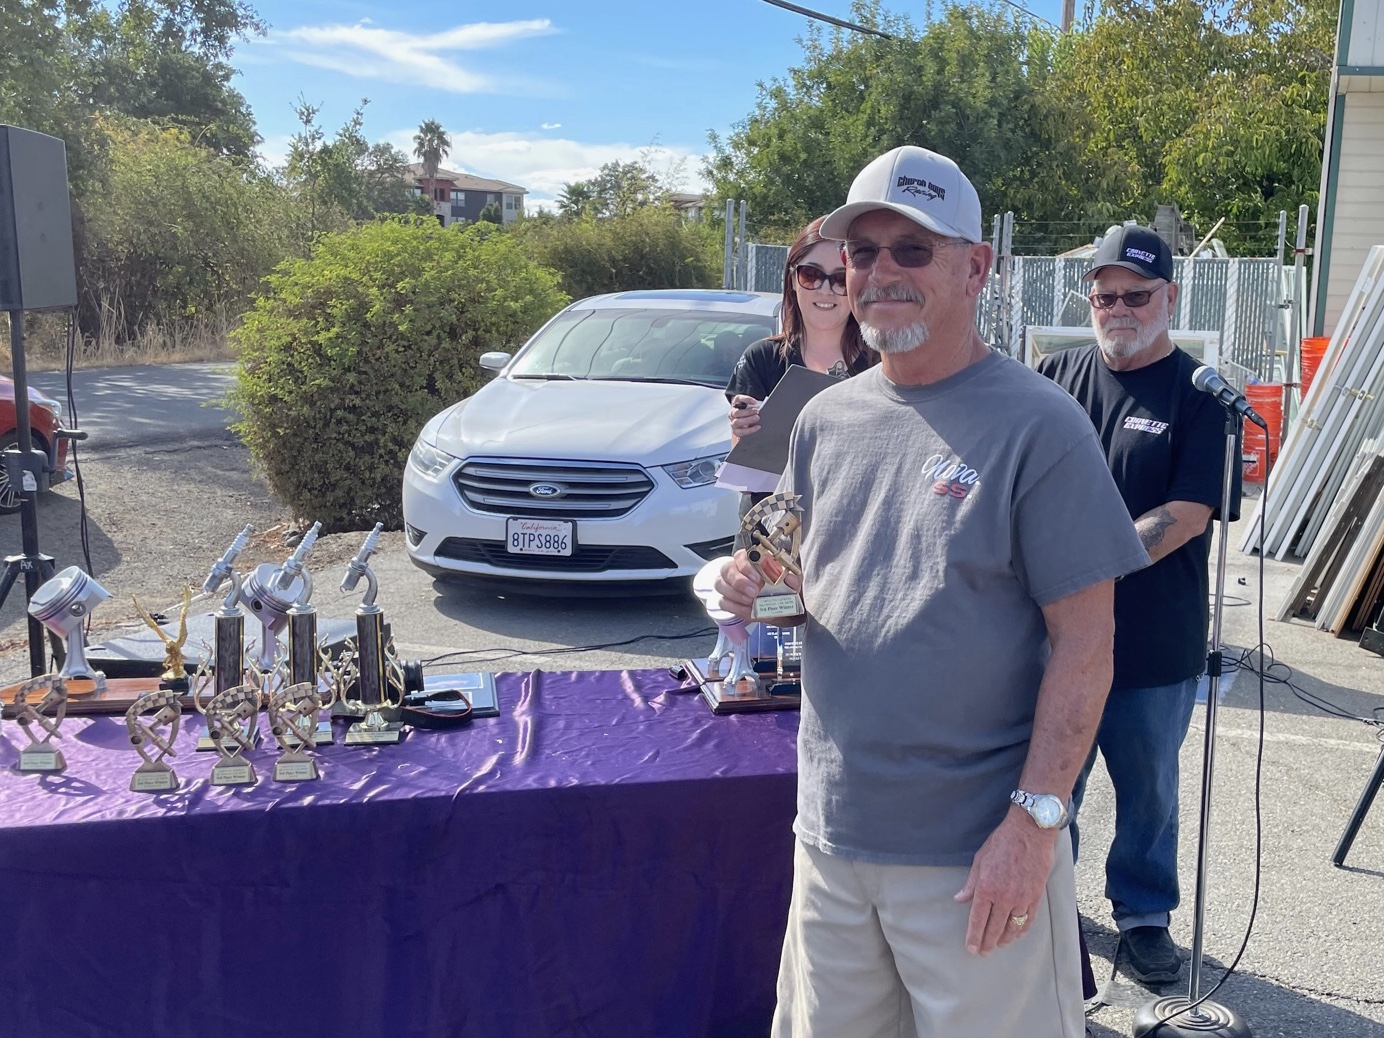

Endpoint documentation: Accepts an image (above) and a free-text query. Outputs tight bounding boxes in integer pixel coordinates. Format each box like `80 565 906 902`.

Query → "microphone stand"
1133 407 1251 1037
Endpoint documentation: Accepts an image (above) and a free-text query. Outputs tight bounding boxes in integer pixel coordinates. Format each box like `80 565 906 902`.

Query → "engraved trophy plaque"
268 681 329 782
341 525 405 745
206 685 261 786
13 675 68 773
125 689 183 792
132 587 192 692
740 492 807 626
27 567 111 695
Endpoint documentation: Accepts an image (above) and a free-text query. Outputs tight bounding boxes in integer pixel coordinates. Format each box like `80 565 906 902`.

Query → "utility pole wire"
757 0 899 40
758 0 1059 34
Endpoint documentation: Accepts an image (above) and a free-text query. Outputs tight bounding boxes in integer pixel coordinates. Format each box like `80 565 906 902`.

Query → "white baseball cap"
820 146 984 244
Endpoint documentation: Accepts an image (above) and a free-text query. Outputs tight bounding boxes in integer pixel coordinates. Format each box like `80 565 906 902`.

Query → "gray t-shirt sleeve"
1011 431 1150 606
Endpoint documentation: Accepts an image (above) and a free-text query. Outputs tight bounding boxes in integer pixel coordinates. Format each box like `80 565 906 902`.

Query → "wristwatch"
1010 789 1071 829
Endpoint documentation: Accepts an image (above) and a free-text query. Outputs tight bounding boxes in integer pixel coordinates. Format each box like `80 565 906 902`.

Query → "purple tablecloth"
0 669 799 1038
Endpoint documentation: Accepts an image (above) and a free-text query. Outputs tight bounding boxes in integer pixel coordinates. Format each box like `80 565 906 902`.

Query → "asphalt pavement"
30 362 237 451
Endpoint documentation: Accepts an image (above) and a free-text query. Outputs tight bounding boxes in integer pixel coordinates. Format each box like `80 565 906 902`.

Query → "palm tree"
412 119 452 217
556 181 596 220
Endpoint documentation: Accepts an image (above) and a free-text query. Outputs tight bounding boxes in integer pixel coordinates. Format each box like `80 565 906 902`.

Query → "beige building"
1310 0 1384 335
405 163 527 227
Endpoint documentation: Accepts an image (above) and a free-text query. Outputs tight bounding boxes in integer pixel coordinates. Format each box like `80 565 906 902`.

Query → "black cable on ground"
419 627 717 670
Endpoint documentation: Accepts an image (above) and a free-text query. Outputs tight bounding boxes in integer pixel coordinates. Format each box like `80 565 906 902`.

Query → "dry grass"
0 309 236 372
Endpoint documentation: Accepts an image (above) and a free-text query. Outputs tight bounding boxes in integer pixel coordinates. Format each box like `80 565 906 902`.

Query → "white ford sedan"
402 289 780 586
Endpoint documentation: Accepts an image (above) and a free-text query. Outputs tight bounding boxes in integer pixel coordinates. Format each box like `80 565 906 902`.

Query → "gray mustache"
858 284 926 305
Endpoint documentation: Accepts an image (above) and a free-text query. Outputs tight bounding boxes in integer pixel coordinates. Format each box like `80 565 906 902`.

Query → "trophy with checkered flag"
739 492 806 626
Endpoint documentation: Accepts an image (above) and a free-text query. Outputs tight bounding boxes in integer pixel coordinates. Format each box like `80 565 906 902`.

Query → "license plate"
505 518 575 556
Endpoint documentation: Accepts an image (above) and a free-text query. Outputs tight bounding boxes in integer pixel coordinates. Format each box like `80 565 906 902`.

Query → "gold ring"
1009 913 1029 928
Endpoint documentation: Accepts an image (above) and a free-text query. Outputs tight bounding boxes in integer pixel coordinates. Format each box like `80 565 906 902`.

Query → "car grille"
453 459 655 518
436 538 677 573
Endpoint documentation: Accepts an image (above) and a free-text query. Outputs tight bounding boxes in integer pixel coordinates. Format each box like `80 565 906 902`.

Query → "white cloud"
258 18 557 95
383 129 709 210
541 122 562 130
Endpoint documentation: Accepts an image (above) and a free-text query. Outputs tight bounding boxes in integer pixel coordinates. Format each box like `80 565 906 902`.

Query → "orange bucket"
1242 382 1284 484
1300 336 1331 397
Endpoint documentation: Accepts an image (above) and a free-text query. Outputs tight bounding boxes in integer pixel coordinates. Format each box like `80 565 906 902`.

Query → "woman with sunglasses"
724 216 874 452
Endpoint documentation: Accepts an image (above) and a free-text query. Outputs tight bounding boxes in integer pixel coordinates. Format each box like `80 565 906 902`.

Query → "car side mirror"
478 351 511 374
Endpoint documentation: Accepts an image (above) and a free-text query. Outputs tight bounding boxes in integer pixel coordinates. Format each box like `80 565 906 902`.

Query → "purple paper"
0 669 799 1038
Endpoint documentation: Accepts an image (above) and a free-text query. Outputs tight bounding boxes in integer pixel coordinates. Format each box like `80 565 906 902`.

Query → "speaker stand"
2 309 59 675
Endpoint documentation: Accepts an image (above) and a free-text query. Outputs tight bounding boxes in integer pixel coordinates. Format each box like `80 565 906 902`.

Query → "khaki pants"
772 836 1084 1038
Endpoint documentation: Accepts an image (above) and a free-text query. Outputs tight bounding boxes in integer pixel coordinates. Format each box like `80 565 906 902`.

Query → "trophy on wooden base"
13 675 68 773
27 567 111 695
268 681 329 782
132 587 193 693
125 689 183 792
206 684 261 786
340 524 405 745
684 559 800 714
741 492 807 626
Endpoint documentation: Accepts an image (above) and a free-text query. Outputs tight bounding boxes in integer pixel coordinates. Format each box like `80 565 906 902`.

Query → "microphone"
1191 365 1268 429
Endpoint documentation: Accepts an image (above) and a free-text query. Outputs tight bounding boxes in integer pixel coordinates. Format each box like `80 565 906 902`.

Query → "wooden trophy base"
683 657 801 715
1 677 190 718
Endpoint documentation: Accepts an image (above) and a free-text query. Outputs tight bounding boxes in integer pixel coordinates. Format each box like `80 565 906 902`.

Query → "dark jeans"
1071 675 1201 932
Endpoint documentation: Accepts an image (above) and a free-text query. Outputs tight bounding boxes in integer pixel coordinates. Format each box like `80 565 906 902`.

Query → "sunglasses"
1088 283 1167 310
841 239 970 270
794 264 848 296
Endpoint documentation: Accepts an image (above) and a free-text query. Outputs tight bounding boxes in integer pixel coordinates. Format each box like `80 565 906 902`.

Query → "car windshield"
508 308 775 388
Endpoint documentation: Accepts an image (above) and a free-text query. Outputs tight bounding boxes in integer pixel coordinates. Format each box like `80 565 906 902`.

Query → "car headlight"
35 400 61 419
408 438 458 480
662 454 726 489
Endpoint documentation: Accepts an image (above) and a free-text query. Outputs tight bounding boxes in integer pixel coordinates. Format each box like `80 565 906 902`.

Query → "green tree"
1052 0 1335 251
705 1 1087 242
517 206 721 299
412 118 451 215
81 118 295 340
558 159 670 220
230 219 567 529
478 201 503 224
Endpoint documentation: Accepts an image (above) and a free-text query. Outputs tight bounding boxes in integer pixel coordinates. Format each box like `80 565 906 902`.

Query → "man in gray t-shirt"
717 146 1147 1038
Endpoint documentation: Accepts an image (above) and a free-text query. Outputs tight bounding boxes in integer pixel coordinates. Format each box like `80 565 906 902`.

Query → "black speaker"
0 125 78 312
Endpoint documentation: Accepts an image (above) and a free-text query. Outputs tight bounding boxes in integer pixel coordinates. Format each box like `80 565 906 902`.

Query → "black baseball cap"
1082 225 1173 282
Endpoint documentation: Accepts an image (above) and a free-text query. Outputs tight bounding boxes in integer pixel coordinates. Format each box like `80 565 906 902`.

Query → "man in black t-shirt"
1038 226 1241 985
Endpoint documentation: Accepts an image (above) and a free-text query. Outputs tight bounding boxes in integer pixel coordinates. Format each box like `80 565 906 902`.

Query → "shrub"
230 218 567 530
516 206 722 300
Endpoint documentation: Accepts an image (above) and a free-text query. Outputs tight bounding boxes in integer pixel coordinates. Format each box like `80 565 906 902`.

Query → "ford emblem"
529 483 564 498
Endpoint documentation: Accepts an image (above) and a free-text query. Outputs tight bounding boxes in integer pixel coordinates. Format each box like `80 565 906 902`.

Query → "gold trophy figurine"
132 587 192 692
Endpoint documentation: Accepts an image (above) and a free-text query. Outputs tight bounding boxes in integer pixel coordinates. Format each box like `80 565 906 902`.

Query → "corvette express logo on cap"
1125 248 1157 264
897 175 947 202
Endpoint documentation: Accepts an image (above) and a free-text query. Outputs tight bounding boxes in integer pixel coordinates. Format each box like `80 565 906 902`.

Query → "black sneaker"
1122 926 1182 984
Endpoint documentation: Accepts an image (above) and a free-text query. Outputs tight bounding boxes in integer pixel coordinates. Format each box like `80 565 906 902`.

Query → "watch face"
1032 796 1063 828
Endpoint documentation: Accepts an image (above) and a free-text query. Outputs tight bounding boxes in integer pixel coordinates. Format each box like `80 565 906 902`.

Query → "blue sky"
236 1 1069 209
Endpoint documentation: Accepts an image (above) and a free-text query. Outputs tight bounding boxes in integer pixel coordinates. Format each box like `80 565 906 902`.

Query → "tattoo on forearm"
1137 507 1177 552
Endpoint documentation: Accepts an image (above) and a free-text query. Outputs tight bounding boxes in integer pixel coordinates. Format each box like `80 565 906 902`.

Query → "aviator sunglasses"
1088 283 1167 310
794 263 848 296
841 239 971 271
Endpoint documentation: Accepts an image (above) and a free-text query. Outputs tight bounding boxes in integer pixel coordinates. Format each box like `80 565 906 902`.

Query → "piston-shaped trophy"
27 566 111 694
238 522 318 673
340 523 405 745
692 558 759 694
739 492 806 626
